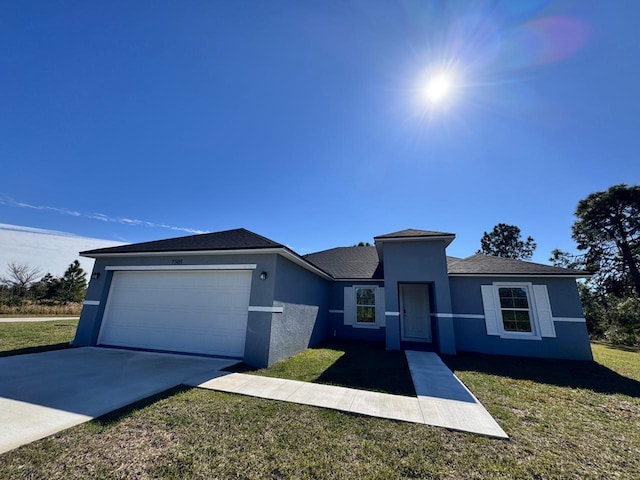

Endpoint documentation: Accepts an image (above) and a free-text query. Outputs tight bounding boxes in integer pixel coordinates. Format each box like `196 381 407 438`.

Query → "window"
480 282 556 340
343 285 385 328
498 287 532 333
356 287 376 323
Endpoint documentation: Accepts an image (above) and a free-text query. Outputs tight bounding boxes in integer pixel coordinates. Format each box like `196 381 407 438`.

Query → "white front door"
400 284 431 342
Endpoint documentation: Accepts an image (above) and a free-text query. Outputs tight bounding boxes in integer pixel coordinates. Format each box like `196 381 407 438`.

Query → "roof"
303 246 383 280
80 227 588 279
447 254 589 277
81 228 284 256
374 229 456 240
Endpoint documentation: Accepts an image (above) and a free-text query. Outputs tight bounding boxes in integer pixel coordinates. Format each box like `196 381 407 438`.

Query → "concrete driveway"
0 347 236 454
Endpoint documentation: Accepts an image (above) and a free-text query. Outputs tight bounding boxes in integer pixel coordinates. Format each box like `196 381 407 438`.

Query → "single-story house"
74 228 593 367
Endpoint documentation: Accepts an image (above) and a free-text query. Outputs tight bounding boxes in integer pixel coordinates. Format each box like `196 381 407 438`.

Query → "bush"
0 302 82 316
581 287 640 346
604 324 639 347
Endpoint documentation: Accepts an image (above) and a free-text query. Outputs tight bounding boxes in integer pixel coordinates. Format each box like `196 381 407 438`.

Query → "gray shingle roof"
81 228 284 256
447 254 589 276
374 229 455 239
80 227 588 279
303 246 383 279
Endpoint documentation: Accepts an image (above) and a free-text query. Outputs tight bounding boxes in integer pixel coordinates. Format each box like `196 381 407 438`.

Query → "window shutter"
375 287 385 327
533 285 556 338
481 285 500 336
343 287 354 326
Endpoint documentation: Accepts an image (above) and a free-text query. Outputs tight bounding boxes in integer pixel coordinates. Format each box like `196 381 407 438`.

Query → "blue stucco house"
74 228 593 367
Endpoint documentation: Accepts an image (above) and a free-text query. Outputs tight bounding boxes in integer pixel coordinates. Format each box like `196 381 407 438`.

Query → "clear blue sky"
1 0 639 262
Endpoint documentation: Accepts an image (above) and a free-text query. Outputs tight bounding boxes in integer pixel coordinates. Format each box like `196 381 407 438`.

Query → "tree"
477 223 536 260
58 260 87 304
572 184 640 296
0 262 42 298
30 273 62 301
353 241 372 247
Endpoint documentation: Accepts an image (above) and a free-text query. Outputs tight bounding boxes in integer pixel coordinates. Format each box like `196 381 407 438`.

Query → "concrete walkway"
189 351 508 439
0 316 79 323
405 351 508 438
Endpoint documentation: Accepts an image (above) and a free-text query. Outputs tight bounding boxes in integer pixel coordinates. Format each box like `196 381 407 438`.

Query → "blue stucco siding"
449 276 585 318
380 240 455 354
267 255 331 365
449 276 592 361
73 263 114 346
454 317 593 360
328 281 386 342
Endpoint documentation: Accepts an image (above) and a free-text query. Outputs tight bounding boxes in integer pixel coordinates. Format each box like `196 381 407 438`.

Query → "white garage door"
98 270 252 357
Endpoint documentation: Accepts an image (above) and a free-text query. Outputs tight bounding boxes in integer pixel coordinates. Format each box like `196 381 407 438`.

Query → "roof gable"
81 228 283 256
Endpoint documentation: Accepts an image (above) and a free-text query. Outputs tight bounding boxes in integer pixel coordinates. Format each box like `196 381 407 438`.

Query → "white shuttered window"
481 282 556 339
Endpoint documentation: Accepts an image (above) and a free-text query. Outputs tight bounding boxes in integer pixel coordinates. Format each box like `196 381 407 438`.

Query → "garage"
98 269 252 357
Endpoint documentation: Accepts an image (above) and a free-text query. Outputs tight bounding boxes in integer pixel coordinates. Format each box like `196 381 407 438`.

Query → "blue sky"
1 0 639 263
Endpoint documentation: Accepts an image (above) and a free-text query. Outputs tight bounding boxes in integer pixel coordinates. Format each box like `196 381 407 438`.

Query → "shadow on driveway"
0 347 236 454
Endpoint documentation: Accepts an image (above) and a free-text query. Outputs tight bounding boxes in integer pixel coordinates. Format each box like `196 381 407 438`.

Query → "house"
73 228 593 367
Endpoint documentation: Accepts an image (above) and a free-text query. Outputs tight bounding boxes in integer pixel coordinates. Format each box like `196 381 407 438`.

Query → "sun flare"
424 73 454 103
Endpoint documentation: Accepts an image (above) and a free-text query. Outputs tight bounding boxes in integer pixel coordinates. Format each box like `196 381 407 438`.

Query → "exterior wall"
328 281 386 342
267 255 330 366
449 276 593 360
74 253 279 366
381 240 456 354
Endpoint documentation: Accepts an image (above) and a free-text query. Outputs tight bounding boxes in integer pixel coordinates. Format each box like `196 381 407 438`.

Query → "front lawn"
0 342 638 479
0 319 78 357
230 339 416 396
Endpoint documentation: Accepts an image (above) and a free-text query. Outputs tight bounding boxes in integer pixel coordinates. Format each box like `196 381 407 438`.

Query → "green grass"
0 319 78 357
592 342 640 381
0 342 638 479
229 339 416 395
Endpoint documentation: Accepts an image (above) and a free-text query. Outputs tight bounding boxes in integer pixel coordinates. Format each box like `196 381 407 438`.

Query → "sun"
423 73 454 104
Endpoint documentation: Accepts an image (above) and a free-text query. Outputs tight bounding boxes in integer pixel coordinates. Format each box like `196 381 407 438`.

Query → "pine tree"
58 260 88 304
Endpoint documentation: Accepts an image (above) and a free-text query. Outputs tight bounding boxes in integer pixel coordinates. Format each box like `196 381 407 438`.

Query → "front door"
400 284 431 342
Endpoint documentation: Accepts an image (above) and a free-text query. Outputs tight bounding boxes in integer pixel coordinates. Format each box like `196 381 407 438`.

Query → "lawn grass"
592 342 640 381
0 342 638 479
0 319 78 357
230 339 416 395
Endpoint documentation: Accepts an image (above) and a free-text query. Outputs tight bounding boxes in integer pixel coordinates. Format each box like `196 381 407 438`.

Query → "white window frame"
492 282 541 340
355 286 376 326
344 285 385 329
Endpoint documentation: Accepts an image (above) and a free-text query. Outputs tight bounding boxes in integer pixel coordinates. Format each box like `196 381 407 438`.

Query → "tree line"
477 184 640 346
0 260 88 306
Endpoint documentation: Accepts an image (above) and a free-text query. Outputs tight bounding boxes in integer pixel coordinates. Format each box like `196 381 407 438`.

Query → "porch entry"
400 284 432 343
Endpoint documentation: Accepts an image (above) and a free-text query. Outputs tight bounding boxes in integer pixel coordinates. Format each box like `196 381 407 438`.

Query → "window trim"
491 282 541 340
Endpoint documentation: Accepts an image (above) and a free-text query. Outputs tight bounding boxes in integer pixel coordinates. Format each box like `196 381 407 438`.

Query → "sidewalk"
0 317 79 323
188 350 508 439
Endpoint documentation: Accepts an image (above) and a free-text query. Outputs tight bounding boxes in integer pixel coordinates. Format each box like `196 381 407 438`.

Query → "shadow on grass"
592 341 640 353
228 339 416 396
442 352 640 398
0 343 73 358
313 340 416 396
